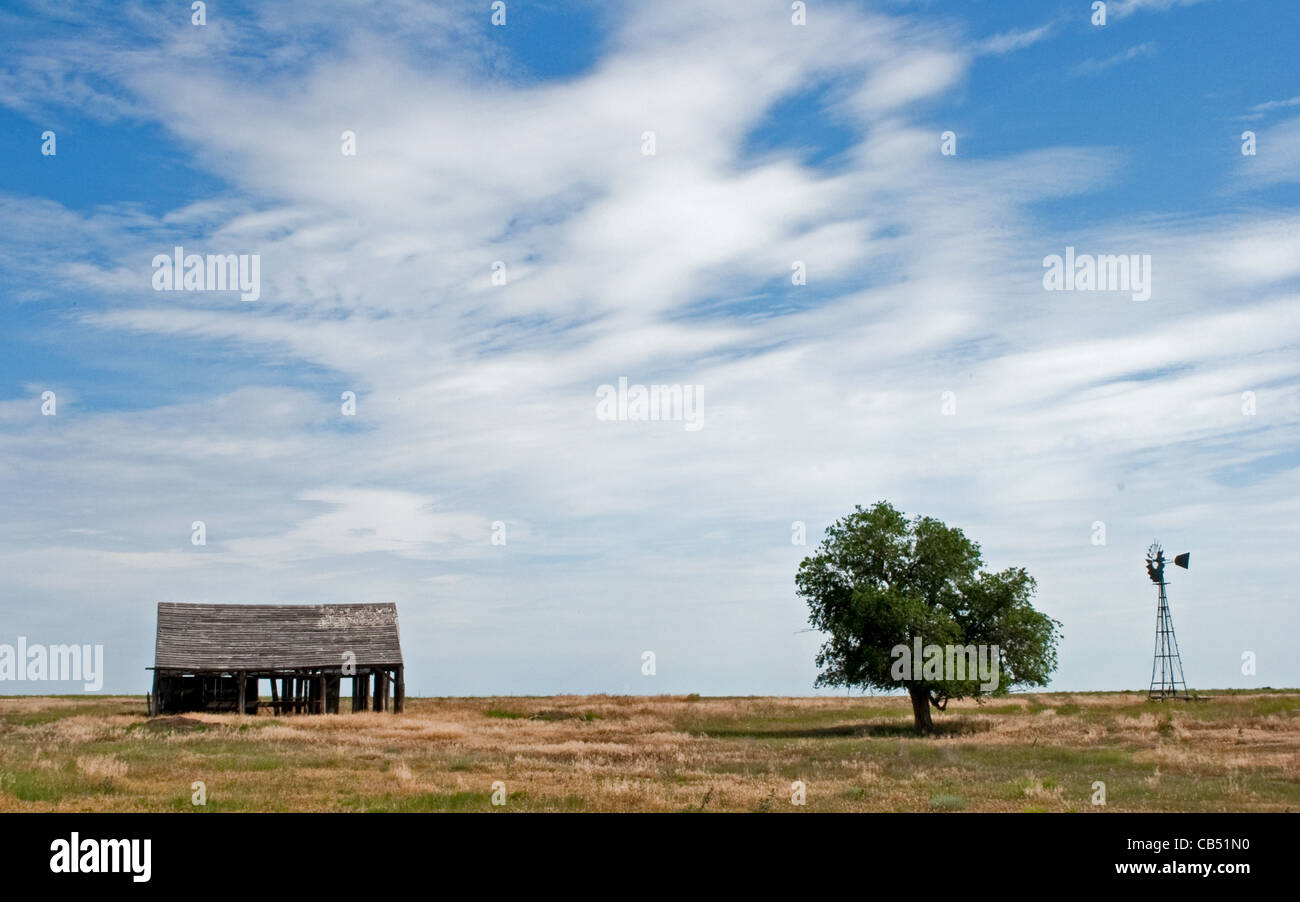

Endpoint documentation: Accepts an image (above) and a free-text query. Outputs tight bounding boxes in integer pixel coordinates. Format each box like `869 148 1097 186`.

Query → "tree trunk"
908 684 934 733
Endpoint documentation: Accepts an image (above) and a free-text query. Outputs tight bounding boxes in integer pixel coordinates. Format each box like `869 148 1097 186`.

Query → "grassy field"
1 690 1297 812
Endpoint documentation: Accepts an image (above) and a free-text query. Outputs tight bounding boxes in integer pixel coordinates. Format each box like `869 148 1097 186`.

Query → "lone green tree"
796 502 1061 732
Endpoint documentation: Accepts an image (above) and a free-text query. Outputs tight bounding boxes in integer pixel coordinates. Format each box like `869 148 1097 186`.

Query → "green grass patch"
0 771 63 802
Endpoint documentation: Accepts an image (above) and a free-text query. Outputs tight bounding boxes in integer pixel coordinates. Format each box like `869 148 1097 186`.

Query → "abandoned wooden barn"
148 602 404 716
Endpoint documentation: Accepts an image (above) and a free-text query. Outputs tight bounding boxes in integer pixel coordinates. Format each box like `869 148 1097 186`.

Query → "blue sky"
1 0 1298 696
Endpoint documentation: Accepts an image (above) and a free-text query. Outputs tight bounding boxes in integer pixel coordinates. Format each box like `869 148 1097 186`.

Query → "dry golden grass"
0 691 1297 812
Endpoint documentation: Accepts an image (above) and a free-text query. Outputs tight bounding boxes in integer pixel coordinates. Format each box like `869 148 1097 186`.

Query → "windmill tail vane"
1145 542 1191 701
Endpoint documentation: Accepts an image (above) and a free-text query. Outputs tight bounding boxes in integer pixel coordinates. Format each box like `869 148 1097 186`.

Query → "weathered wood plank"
154 603 402 671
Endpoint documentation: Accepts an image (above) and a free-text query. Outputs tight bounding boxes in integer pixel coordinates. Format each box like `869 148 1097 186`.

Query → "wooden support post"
150 670 160 717
394 665 405 714
318 672 327 714
372 671 383 712
270 677 279 715
236 672 246 716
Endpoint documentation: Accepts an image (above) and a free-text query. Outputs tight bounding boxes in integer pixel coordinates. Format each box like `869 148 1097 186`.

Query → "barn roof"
154 603 402 672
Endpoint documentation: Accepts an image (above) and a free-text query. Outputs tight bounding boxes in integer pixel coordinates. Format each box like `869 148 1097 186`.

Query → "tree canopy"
796 501 1061 732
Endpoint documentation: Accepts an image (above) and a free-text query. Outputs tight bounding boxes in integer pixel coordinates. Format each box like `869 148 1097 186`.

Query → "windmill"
1145 542 1191 700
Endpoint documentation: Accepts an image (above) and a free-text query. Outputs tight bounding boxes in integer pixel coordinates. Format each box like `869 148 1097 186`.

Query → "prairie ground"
1 690 1297 812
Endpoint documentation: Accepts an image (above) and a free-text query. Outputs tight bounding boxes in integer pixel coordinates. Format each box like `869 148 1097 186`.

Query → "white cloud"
1235 116 1300 186
1109 0 1219 19
222 489 489 561
854 49 967 113
1074 42 1157 75
975 24 1054 56
1248 95 1300 114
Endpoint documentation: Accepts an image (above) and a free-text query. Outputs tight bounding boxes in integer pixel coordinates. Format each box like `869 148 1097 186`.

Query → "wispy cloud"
1234 115 1300 185
1074 42 1157 75
975 23 1054 56
1109 0 1220 19
1236 95 1300 122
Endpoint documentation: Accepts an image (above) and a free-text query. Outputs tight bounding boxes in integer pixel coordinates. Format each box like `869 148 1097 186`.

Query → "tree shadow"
695 719 993 740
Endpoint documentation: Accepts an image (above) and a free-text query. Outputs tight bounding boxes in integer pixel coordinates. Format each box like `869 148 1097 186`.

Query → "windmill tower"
1145 542 1191 700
